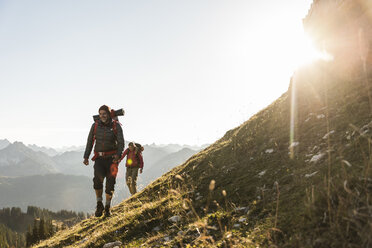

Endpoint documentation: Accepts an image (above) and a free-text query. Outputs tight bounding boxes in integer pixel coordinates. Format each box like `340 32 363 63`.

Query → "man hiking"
83 105 124 217
120 142 144 195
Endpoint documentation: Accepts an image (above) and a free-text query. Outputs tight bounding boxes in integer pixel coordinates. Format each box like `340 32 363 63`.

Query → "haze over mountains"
0 139 11 150
0 174 92 212
0 142 58 177
0 139 206 212
140 148 197 186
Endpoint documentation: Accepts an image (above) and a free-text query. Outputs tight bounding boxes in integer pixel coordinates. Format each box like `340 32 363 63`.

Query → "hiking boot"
95 201 104 217
104 205 111 217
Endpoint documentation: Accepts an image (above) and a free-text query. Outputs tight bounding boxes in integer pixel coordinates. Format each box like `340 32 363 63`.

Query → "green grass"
34 61 372 247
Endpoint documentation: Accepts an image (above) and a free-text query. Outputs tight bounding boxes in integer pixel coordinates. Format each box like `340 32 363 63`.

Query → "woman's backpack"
134 143 144 154
133 143 144 165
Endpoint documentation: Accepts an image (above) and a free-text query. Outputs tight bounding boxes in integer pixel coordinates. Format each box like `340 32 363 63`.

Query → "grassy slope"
34 61 372 247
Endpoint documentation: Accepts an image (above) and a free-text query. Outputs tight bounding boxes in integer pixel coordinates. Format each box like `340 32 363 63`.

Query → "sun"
290 30 333 70
241 19 334 106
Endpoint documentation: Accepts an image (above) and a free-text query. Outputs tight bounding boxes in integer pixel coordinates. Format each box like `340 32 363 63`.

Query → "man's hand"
113 155 119 163
83 158 89 166
140 168 143 174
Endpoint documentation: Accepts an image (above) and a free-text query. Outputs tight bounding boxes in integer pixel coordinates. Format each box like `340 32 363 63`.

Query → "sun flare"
291 31 333 70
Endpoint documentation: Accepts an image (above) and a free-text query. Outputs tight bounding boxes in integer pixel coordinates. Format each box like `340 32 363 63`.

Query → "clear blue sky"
0 0 315 148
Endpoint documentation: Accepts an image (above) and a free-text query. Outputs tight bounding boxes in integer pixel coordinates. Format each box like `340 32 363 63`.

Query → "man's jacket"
84 120 124 159
121 148 144 168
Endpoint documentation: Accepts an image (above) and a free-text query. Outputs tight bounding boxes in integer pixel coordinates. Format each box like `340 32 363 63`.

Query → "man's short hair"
99 105 111 114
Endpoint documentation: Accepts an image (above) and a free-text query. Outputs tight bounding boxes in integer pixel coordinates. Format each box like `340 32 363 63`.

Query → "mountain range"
0 139 10 150
0 142 58 177
0 140 204 212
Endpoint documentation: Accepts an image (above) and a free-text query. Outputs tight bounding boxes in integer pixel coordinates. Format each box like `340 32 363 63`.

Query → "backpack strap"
93 120 120 142
92 120 99 145
112 120 118 136
112 119 123 134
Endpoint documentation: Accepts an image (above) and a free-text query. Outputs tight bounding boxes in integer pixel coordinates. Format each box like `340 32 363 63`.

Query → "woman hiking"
120 142 144 195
